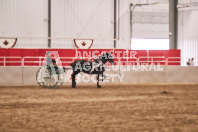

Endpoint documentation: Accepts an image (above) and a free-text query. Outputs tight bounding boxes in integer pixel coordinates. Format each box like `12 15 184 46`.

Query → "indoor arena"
0 0 198 131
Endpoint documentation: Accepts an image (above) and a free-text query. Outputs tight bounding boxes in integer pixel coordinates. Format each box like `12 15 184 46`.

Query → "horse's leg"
72 71 77 88
97 74 102 88
101 73 107 81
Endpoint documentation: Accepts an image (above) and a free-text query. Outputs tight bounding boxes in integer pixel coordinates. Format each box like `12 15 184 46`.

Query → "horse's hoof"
97 85 102 88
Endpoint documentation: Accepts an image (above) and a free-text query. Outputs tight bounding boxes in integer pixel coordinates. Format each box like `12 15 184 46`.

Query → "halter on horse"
70 52 114 88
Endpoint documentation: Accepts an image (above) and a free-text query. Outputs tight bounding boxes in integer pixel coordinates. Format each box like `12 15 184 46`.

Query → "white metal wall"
51 0 114 49
116 0 131 49
0 0 48 48
115 0 169 49
0 0 170 49
177 0 198 65
132 5 169 39
1 66 198 86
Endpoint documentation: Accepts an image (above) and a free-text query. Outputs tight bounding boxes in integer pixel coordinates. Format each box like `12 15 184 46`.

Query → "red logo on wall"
3 40 9 45
0 38 17 48
82 42 86 46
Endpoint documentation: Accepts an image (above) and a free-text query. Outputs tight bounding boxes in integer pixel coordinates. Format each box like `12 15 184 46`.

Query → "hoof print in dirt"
161 91 170 94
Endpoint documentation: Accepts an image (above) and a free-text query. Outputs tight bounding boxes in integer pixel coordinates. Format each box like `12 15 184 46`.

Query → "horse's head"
99 52 114 65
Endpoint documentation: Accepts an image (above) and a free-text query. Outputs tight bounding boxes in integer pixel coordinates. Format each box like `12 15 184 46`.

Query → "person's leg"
54 65 59 74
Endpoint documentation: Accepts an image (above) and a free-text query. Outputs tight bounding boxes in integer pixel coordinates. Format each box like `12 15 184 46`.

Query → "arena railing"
0 56 197 67
22 57 76 67
137 56 166 65
12 56 141 67
22 56 94 67
0 57 22 66
167 57 198 66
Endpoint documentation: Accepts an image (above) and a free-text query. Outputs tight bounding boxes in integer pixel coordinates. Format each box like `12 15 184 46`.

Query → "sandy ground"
0 84 198 132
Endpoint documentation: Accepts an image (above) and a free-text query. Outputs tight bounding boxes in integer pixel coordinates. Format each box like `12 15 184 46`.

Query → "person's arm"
52 59 56 63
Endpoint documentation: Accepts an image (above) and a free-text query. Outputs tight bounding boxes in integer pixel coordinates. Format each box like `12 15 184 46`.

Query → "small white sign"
74 39 93 49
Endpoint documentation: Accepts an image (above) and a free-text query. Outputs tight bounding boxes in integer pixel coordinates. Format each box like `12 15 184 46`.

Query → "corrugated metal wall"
178 0 198 65
51 0 114 49
115 0 169 49
0 0 48 48
0 0 169 49
132 0 169 39
50 0 169 49
2 0 197 55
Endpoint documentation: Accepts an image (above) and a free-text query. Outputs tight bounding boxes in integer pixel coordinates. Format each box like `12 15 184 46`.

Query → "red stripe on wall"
0 48 181 66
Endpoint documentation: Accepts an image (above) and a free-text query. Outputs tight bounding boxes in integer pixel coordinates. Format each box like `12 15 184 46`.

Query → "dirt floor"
0 84 198 132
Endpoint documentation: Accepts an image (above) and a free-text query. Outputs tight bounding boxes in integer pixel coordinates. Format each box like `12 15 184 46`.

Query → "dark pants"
47 65 59 74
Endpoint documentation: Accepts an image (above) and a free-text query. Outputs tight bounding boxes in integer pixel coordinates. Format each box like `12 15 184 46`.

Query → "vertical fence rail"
4 57 6 66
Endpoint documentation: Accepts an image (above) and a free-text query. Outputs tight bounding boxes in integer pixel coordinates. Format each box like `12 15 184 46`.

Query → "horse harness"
90 59 104 73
